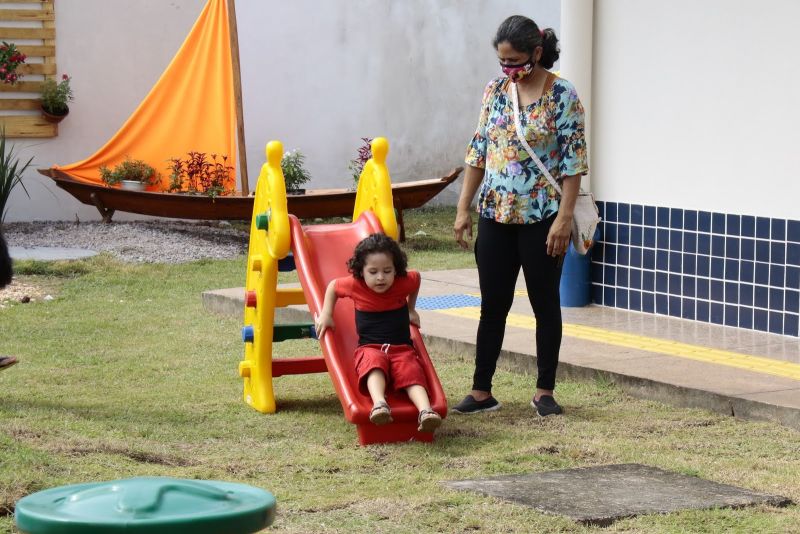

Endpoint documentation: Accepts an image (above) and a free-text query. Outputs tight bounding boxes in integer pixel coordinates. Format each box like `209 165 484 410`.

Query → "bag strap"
510 79 564 197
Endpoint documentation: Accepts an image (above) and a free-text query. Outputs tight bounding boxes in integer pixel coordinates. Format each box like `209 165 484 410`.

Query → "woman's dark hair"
493 15 560 69
347 233 408 280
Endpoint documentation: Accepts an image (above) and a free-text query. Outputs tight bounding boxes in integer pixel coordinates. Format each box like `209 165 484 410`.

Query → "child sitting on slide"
314 233 442 433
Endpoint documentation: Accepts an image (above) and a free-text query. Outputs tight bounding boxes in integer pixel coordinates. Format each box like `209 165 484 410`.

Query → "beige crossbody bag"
510 80 600 255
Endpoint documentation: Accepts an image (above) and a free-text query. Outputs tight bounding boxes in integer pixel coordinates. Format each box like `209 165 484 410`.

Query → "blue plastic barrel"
559 228 600 307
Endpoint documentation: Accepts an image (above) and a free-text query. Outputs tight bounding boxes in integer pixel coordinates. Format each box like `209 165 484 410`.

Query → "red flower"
0 41 26 84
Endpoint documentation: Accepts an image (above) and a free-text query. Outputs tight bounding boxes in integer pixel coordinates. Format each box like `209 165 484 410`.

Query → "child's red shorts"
354 343 429 395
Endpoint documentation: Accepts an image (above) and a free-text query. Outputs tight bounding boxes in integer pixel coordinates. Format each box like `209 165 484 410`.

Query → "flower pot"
41 105 68 124
286 188 306 195
120 180 147 191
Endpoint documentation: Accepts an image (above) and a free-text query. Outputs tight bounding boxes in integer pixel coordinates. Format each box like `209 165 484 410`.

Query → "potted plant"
99 157 158 191
40 74 74 124
0 42 26 85
166 151 234 198
281 149 311 194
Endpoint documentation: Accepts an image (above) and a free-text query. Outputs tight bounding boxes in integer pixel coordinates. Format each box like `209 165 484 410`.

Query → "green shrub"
40 74 74 114
281 149 311 191
100 157 157 186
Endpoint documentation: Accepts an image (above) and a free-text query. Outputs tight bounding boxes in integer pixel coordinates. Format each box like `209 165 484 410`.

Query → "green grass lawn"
1 207 799 533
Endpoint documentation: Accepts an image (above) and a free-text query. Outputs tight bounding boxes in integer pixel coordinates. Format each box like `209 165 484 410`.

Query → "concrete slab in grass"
444 463 791 526
10 246 97 261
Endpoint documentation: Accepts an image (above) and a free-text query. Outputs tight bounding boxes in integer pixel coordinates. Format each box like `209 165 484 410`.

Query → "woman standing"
452 15 588 416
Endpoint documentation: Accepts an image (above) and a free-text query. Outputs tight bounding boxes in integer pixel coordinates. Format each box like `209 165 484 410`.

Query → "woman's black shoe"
531 395 563 416
451 395 501 414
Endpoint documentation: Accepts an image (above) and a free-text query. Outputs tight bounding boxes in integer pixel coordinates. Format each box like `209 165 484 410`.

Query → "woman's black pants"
473 215 563 392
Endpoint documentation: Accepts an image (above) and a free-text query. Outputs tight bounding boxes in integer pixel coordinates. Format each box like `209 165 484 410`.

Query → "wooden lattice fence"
0 0 57 137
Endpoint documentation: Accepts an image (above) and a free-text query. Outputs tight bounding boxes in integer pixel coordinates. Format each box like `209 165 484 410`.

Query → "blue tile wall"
592 202 800 337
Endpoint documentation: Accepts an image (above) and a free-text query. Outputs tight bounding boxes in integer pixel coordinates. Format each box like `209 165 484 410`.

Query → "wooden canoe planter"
0 0 58 138
38 167 463 241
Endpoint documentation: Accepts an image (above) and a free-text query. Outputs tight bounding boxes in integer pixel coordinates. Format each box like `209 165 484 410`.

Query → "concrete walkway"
203 268 800 432
9 246 98 261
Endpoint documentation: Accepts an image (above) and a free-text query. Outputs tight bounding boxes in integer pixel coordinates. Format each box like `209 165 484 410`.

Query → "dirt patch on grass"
0 500 13 517
223 463 263 478
1 490 24 517
6 427 44 441
8 428 196 467
437 427 484 439
57 444 197 467
0 279 51 307
0 481 44 518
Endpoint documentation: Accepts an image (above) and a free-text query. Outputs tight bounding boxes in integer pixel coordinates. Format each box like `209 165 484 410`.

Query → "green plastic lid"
15 477 276 534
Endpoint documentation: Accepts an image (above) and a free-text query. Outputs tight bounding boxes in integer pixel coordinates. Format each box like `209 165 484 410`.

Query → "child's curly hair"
347 233 408 280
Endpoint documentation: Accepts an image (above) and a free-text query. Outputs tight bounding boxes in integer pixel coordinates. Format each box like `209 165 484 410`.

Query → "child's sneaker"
369 401 393 425
417 409 442 432
531 395 563 417
0 356 18 370
450 394 501 414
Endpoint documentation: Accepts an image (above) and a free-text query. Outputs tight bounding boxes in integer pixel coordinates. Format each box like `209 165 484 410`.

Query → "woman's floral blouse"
465 75 588 224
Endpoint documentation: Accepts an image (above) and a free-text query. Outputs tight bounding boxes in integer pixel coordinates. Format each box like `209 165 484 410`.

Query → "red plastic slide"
289 212 448 445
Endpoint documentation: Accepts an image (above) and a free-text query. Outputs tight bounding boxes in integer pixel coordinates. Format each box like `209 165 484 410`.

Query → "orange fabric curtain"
55 0 236 191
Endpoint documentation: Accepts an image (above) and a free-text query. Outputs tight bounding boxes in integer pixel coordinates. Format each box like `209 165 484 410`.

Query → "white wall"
592 0 798 220
5 0 206 222
5 0 559 222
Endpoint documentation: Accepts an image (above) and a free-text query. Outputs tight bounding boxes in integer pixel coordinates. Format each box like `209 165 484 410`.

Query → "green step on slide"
273 322 317 342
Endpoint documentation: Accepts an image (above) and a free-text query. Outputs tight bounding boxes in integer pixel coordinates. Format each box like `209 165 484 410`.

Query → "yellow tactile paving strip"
436 306 800 382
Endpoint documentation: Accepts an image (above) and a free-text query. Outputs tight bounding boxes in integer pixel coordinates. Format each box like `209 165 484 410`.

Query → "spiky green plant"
0 129 33 224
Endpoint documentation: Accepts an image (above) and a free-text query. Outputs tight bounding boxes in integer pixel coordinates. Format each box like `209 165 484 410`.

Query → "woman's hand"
314 312 335 338
454 209 474 250
453 166 484 250
547 174 581 257
546 214 572 257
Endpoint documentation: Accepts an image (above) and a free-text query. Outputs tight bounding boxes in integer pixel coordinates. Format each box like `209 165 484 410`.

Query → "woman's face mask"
500 56 534 82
